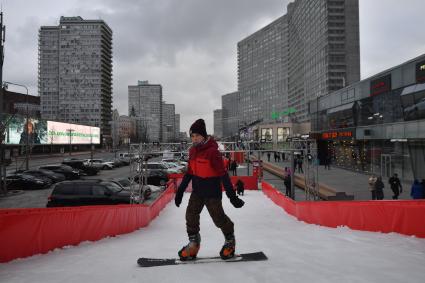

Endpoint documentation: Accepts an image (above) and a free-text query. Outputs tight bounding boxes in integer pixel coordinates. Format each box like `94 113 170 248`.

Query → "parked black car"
16 169 66 183
133 170 169 186
46 180 139 207
6 174 52 190
39 165 80 180
62 160 99 176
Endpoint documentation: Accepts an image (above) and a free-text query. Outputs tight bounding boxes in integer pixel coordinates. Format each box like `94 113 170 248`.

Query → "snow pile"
0 191 424 283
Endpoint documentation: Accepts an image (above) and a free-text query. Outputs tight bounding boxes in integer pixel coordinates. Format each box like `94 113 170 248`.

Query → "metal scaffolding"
127 139 319 203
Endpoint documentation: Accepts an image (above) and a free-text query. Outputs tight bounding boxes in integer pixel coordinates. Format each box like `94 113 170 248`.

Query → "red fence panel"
0 186 174 263
262 181 425 238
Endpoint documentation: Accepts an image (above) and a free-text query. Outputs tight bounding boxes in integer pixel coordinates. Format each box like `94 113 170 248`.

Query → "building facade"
174 114 180 141
162 102 175 142
128 81 162 142
39 16 113 138
221 91 240 139
223 0 360 137
213 109 223 139
310 54 425 182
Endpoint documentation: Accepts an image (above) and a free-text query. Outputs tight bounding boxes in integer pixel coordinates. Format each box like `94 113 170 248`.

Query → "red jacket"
178 137 235 199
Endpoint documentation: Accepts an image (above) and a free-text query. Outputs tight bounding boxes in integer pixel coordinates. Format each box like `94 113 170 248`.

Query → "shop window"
277 128 289 142
400 83 425 121
261 128 273 141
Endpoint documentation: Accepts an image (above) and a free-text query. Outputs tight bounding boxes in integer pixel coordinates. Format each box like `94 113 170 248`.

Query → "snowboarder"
175 119 245 261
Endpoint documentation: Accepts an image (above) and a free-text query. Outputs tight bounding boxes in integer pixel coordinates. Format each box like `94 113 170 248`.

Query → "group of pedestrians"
223 156 238 176
368 173 425 200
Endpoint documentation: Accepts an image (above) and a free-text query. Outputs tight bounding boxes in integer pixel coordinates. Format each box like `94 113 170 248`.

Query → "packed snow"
1 191 424 283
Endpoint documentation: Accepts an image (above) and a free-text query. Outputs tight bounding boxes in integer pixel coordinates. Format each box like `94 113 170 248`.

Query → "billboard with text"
47 121 100 144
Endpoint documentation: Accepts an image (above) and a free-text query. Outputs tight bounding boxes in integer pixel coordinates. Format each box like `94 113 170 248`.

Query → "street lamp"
368 112 384 173
67 128 74 156
3 81 29 170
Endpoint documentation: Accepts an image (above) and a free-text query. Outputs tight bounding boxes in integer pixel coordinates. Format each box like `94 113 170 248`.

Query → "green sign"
271 107 297 119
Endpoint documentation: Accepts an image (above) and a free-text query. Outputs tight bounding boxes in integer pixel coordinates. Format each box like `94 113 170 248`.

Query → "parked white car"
161 161 185 173
84 159 115 170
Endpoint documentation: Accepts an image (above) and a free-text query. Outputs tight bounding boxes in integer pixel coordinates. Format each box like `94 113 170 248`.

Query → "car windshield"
101 181 123 193
117 179 131 187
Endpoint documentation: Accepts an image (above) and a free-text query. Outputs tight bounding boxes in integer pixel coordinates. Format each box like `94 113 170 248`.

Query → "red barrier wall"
262 181 425 238
0 185 175 263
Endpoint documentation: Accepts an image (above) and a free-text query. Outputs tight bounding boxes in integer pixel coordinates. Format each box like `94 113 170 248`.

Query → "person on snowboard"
175 119 245 261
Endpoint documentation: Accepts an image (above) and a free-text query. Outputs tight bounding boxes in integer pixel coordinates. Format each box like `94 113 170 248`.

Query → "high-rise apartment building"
174 114 180 141
128 81 162 142
162 102 175 142
213 109 223 138
226 0 360 133
237 15 288 125
39 16 113 136
287 0 360 122
221 91 240 138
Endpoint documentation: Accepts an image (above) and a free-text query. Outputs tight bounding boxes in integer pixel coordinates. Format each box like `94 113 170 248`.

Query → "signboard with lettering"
370 74 391 97
321 130 354 140
416 60 425 83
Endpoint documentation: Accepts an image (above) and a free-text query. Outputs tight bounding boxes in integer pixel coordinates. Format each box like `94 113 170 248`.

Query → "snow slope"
1 191 424 283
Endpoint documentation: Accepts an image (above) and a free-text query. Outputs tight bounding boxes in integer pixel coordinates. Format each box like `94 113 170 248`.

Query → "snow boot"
220 233 236 260
178 233 201 261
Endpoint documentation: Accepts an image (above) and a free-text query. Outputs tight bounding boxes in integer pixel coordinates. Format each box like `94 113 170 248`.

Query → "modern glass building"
310 54 425 182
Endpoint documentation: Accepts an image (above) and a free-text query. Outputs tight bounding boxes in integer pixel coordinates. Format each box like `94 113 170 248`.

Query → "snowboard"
137 251 267 267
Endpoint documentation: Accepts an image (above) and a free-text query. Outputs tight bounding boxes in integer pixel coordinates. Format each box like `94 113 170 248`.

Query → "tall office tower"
39 16 113 136
128 81 162 142
221 91 240 138
237 15 288 125
174 114 180 141
287 0 360 122
213 109 223 138
162 102 175 142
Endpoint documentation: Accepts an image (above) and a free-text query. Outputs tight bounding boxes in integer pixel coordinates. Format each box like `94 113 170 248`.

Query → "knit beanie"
189 119 207 138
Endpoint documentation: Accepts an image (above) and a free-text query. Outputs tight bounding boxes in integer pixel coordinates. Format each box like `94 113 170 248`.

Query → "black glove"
230 196 244 208
175 190 184 207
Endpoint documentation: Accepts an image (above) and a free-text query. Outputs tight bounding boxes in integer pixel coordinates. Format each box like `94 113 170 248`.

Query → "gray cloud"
2 0 425 134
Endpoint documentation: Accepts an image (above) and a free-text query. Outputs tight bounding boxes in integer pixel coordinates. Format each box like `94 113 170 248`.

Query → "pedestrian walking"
284 167 291 197
375 176 385 200
267 152 271 162
368 174 377 200
388 173 403 199
230 159 238 176
297 156 304 173
410 179 424 199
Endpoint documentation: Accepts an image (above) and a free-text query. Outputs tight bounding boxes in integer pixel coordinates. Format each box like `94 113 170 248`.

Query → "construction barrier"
262 181 425 238
0 184 175 263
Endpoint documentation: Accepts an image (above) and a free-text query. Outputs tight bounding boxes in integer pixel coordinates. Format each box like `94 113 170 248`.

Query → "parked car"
84 159 115 170
133 170 169 186
140 162 180 174
6 174 52 190
161 161 186 172
109 178 153 199
107 158 126 168
62 159 99 176
16 169 66 183
39 165 80 180
46 180 140 207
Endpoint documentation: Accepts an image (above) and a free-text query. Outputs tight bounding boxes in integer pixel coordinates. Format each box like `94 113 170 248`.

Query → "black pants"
391 187 400 199
371 190 376 200
185 193 234 236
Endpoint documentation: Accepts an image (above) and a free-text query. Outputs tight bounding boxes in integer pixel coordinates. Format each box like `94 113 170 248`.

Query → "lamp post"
3 81 29 170
367 113 383 173
67 128 74 156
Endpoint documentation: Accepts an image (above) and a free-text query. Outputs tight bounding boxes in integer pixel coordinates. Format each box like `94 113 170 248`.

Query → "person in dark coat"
236 179 245 196
388 173 403 199
230 159 238 176
284 173 291 197
175 119 244 261
375 176 385 200
267 152 271 162
410 179 424 199
297 156 304 173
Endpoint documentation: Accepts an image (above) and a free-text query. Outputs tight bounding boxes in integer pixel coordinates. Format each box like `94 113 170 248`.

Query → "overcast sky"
2 0 425 134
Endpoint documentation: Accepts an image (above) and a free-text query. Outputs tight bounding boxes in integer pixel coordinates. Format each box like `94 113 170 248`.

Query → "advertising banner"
3 115 48 145
47 121 100 144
